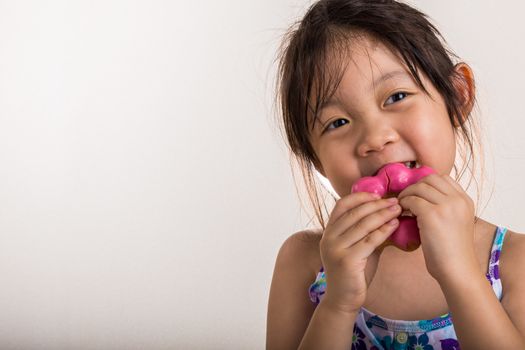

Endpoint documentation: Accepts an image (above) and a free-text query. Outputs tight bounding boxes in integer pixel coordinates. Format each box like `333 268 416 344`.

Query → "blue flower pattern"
351 326 368 350
407 333 433 350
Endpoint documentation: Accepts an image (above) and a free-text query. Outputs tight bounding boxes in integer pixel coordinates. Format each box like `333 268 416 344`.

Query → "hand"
397 174 478 283
319 192 402 314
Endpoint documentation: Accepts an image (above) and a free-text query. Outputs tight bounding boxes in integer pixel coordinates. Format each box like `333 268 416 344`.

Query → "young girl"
266 1 525 349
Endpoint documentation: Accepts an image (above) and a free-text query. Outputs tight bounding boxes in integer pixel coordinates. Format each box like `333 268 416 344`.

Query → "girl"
266 1 525 349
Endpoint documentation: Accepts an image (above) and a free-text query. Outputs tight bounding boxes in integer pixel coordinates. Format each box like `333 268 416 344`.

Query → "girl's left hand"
397 173 478 283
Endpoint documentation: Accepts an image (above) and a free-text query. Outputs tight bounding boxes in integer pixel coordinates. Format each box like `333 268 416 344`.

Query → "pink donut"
351 163 436 251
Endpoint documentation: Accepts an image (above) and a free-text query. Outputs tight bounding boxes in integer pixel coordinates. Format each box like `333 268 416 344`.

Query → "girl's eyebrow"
370 70 412 91
318 70 412 113
318 97 341 113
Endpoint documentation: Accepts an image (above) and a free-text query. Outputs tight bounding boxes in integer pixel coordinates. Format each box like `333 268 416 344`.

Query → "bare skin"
266 217 524 349
304 216 501 321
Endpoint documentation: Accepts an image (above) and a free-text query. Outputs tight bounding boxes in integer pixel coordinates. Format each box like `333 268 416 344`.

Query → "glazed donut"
351 163 436 251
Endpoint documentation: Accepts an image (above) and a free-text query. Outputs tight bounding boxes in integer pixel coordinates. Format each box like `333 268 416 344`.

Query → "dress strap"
485 226 508 300
309 267 325 305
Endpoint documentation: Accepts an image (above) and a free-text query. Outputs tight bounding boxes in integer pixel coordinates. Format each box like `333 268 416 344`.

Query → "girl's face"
309 37 458 198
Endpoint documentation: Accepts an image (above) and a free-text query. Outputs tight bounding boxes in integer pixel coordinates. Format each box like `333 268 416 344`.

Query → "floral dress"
308 226 508 350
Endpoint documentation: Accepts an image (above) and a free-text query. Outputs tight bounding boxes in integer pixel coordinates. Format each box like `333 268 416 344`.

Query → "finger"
350 219 400 259
427 174 459 195
398 195 433 217
398 174 449 200
398 181 445 205
443 175 474 209
337 201 401 247
329 197 400 239
443 174 466 194
326 192 380 229
418 174 454 196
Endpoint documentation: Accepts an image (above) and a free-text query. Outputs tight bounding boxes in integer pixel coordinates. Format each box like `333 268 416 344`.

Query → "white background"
0 0 524 348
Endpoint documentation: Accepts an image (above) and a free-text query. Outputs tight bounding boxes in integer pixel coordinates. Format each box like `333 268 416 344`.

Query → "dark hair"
275 0 485 230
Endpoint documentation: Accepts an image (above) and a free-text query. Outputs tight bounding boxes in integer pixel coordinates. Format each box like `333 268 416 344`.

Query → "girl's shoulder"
266 229 324 348
280 229 323 273
288 228 323 245
502 228 525 246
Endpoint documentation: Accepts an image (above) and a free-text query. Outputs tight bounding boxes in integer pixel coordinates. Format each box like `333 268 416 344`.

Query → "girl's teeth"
403 161 421 169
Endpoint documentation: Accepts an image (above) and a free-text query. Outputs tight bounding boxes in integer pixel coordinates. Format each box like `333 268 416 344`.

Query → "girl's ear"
452 62 476 127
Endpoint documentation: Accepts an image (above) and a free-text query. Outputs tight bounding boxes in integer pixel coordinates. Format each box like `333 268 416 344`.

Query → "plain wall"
0 0 524 348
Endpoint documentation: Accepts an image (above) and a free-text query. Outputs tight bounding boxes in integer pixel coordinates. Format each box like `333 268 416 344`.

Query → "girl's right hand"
319 192 402 314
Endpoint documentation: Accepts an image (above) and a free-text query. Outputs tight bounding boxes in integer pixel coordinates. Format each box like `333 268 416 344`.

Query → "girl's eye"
385 92 409 106
325 118 349 132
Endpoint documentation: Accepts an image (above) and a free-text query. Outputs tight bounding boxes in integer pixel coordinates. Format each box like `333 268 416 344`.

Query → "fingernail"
389 204 400 211
387 197 398 203
388 218 398 225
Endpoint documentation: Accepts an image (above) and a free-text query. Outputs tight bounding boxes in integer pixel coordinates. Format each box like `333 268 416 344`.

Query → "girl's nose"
356 121 399 157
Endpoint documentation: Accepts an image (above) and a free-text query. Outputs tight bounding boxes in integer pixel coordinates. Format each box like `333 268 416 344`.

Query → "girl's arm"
296 299 358 350
439 237 525 350
266 231 357 350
